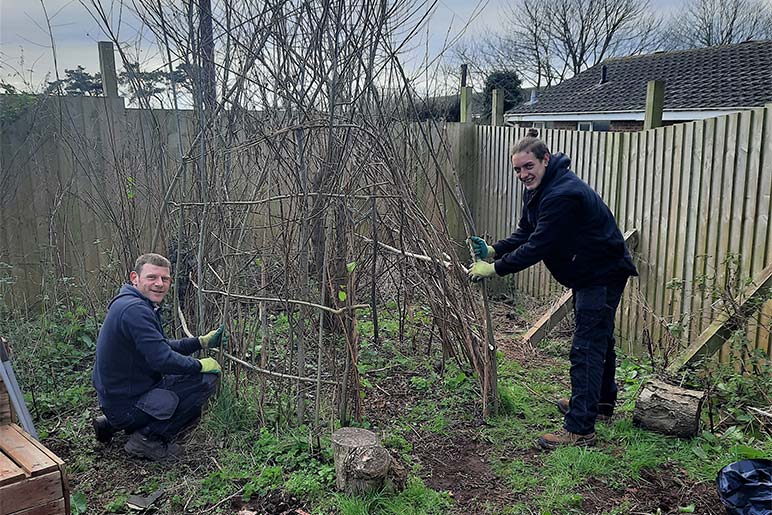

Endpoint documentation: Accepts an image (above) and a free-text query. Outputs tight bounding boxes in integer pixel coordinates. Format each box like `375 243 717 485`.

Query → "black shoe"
124 433 182 461
556 398 614 421
93 415 116 444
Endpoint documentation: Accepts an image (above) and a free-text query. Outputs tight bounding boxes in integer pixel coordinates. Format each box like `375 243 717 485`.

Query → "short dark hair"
134 253 171 275
509 128 550 160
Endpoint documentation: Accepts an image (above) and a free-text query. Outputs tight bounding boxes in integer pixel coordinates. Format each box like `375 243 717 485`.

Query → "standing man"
92 253 226 460
468 129 637 449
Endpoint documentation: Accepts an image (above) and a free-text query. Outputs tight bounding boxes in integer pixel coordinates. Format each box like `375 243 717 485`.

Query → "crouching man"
92 253 226 460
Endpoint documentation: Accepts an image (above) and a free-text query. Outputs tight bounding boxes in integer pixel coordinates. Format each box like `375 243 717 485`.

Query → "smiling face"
130 263 172 304
511 150 550 190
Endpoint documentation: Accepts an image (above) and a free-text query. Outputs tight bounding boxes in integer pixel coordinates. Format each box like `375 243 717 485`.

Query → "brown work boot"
538 428 596 450
556 398 613 421
124 433 182 461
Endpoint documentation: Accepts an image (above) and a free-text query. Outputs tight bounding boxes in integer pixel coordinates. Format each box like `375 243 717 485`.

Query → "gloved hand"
468 260 497 283
199 324 227 349
469 236 495 259
199 357 221 374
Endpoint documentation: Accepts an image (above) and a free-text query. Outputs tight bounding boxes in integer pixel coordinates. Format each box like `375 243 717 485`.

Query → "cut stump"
331 427 401 495
633 378 705 438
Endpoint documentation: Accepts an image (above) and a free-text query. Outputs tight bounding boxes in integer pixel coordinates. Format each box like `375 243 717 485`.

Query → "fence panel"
469 105 772 360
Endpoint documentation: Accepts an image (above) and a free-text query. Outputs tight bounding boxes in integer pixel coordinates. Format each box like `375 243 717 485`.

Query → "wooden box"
0 423 70 515
0 376 12 425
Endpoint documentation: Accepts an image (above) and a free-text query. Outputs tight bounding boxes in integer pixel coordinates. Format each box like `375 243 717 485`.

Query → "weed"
335 477 452 515
204 379 259 438
105 492 129 513
243 465 283 499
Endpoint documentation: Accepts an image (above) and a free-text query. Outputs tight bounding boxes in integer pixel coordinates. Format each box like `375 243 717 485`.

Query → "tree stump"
331 427 395 495
633 378 705 438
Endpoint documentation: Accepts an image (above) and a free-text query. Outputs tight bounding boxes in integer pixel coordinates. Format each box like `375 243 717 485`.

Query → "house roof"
507 40 772 115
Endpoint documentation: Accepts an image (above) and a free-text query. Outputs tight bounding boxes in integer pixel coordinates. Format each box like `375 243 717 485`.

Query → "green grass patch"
335 477 452 515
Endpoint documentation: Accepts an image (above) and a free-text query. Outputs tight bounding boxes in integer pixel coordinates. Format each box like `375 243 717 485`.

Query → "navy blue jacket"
492 153 637 289
93 285 202 410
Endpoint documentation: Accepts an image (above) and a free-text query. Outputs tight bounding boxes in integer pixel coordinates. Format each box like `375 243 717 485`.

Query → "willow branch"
189 277 369 315
177 305 339 385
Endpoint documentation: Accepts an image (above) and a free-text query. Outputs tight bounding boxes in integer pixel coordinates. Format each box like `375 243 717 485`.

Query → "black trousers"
103 374 218 441
563 278 627 435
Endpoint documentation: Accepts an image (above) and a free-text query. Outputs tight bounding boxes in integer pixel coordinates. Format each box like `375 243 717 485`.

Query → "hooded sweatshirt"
492 152 637 289
93 284 202 409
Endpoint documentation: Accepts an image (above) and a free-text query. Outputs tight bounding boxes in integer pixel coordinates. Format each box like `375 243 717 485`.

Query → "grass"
2 299 772 514
335 477 452 515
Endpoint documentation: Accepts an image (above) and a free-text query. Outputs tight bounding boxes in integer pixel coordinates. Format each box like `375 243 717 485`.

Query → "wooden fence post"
644 80 664 130
460 86 473 123
491 89 504 127
98 41 118 98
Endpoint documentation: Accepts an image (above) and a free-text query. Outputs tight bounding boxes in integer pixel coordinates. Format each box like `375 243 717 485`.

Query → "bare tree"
663 0 772 49
452 0 661 88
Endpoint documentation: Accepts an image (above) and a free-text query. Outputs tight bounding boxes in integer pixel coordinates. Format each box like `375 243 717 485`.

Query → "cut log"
332 427 399 495
633 378 705 438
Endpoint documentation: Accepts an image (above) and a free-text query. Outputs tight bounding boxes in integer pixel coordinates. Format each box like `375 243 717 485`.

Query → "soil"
46 296 727 514
363 298 726 515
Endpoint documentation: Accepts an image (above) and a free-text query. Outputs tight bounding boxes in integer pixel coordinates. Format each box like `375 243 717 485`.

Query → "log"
633 378 705 438
331 427 395 495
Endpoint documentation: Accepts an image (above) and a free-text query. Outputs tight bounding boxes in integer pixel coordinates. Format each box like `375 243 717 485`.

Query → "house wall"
610 120 644 132
551 121 576 131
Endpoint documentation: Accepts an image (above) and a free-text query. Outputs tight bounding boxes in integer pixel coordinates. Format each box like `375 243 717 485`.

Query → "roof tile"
508 40 772 114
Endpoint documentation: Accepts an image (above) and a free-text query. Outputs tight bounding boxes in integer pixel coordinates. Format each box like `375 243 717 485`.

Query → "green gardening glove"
199 324 227 349
468 260 497 283
199 357 221 374
469 236 495 259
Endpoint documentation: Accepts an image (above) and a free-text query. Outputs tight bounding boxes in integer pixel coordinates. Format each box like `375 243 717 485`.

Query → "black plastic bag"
716 459 772 515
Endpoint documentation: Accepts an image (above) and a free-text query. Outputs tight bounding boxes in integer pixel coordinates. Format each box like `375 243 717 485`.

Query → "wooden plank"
672 122 693 340
10 425 63 467
0 471 63 514
683 121 705 338
0 425 57 477
0 452 24 487
760 106 772 286
629 130 648 349
521 289 574 347
759 299 772 359
718 112 740 291
668 260 772 372
700 116 727 334
694 117 718 337
735 110 754 281
661 125 682 337
643 127 663 343
753 106 772 357
0 378 12 424
654 125 680 338
615 133 632 350
713 115 732 360
11 497 65 515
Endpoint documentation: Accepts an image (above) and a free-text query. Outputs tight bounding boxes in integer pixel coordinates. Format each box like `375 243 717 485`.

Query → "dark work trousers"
103 374 218 442
563 278 628 435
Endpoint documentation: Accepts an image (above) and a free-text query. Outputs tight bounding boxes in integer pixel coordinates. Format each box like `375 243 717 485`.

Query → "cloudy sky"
0 0 682 90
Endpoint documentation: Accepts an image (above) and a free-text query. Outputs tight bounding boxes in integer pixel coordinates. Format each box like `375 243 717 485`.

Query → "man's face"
511 150 550 190
130 264 172 304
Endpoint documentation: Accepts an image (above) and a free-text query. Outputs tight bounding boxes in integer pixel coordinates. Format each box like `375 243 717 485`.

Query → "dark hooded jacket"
92 284 202 410
492 153 637 289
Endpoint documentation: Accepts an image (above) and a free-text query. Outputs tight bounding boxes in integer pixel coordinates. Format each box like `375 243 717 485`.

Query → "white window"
577 121 610 132
577 121 593 131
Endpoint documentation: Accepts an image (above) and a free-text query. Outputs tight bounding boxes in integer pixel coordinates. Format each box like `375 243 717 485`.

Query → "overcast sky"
0 0 682 91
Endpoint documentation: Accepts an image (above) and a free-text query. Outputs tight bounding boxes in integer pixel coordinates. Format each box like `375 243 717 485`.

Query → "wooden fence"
0 95 202 307
2 94 771 361
462 104 772 359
